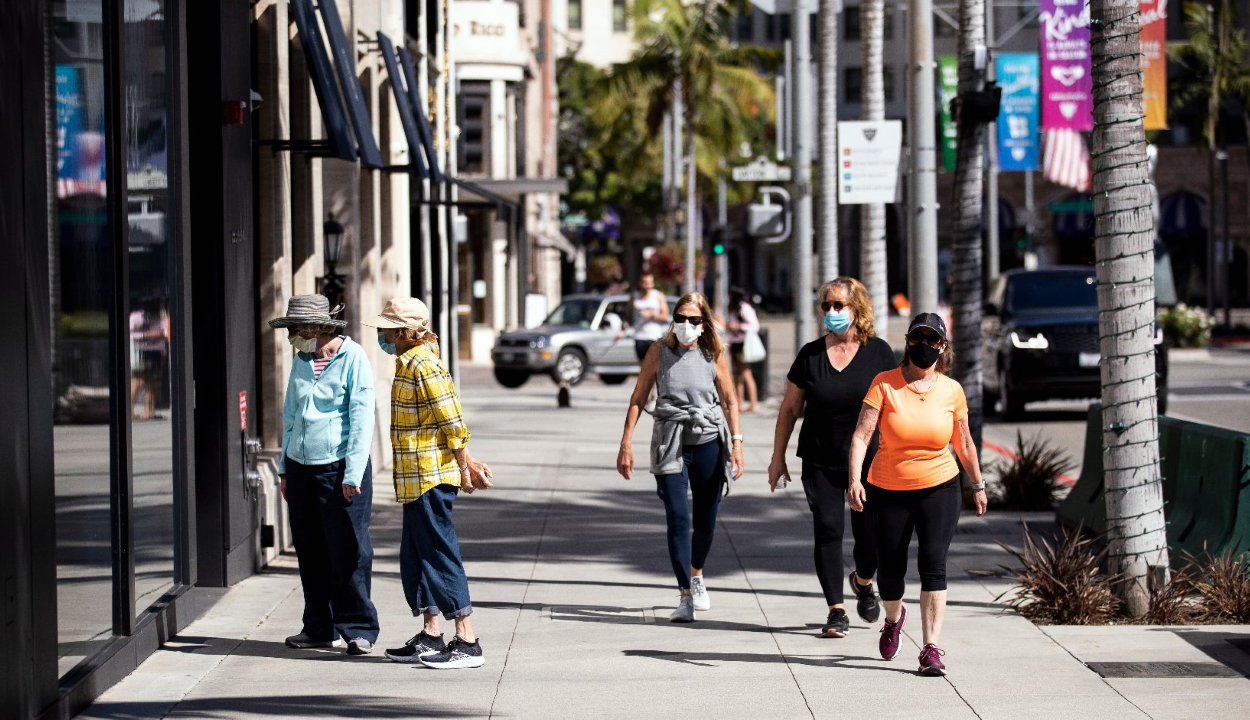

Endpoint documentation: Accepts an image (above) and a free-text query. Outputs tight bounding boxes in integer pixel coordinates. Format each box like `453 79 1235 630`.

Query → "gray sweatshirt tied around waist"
648 343 732 478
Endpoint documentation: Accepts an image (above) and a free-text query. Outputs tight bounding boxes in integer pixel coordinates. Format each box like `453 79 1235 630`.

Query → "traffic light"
711 227 727 256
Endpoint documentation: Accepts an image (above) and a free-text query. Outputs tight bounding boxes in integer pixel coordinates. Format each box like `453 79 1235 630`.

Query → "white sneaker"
669 595 695 623
690 576 711 611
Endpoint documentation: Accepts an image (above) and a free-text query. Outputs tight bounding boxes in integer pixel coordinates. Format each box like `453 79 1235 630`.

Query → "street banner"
1039 0 1093 130
996 53 1041 171
1141 0 1168 130
837 120 904 205
938 55 959 172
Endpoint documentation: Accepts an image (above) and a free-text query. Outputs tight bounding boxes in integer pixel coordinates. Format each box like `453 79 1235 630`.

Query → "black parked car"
982 267 1168 419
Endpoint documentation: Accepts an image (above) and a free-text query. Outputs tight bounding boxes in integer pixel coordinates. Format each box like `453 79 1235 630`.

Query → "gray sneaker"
669 595 695 623
285 632 346 650
690 576 711 611
346 638 373 655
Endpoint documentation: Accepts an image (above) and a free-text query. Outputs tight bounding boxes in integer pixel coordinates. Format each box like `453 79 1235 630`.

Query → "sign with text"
449 1 525 66
1040 0 1093 130
996 53 1041 171
938 55 959 172
238 391 248 432
1141 0 1168 130
732 157 792 182
837 121 903 205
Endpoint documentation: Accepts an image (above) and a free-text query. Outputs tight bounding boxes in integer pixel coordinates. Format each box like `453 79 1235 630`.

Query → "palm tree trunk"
859 0 888 334
817 0 839 281
951 0 986 449
1090 0 1170 617
685 99 699 295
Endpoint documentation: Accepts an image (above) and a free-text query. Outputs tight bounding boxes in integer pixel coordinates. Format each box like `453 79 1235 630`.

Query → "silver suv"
491 293 677 388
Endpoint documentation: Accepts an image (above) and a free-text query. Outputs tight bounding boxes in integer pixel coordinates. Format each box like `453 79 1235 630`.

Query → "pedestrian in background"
270 294 380 656
632 272 670 361
364 297 494 670
724 288 761 414
848 312 988 676
769 277 894 638
617 293 744 622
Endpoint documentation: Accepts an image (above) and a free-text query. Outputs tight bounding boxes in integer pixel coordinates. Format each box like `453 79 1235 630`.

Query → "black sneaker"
419 636 485 669
285 632 346 649
849 572 881 623
385 631 446 663
821 608 850 638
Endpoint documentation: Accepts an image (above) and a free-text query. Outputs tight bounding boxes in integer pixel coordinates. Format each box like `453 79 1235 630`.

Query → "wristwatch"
971 481 986 491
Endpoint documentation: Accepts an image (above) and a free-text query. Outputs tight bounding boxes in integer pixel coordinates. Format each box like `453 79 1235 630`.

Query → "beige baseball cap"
363 297 431 331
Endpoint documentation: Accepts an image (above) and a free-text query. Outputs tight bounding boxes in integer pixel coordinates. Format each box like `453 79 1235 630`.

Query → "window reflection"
125 0 176 617
52 0 114 677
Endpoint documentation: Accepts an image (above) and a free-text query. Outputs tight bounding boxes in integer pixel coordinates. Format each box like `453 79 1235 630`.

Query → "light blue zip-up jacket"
278 336 375 486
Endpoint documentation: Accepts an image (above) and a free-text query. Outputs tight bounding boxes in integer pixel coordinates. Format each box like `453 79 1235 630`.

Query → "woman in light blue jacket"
270 294 379 655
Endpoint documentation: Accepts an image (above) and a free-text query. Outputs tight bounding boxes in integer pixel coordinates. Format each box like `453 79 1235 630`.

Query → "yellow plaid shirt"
390 344 471 502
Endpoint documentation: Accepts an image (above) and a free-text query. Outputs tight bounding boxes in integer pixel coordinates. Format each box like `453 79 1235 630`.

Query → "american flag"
1043 129 1091 192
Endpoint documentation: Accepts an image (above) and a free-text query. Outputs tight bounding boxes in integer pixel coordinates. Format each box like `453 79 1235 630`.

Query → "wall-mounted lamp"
320 215 347 309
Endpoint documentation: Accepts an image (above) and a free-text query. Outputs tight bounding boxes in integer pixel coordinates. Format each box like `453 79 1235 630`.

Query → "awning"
454 178 568 204
289 0 356 162
377 32 428 179
317 0 383 168
536 232 577 257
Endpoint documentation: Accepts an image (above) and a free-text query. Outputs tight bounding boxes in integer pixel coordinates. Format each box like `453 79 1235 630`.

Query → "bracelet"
971 482 986 490
459 465 470 471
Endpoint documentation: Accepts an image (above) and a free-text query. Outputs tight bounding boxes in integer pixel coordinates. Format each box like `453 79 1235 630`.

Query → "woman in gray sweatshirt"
616 292 744 623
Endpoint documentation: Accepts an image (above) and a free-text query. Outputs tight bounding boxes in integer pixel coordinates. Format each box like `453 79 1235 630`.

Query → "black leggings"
801 465 878 605
868 478 960 601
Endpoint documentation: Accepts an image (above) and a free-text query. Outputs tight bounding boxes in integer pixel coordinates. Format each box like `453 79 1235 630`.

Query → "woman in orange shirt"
847 313 987 676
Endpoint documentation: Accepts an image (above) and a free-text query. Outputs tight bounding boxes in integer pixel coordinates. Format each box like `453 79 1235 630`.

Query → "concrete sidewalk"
81 367 1250 719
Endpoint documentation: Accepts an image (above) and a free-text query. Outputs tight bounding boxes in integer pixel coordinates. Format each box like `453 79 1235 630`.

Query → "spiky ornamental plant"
1089 0 1170 617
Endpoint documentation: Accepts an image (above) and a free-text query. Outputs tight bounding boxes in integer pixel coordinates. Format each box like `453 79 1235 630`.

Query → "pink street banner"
1140 0 1169 130
1040 0 1093 131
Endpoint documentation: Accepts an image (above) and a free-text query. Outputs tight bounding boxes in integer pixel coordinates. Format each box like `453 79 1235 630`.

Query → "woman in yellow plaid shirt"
365 297 493 670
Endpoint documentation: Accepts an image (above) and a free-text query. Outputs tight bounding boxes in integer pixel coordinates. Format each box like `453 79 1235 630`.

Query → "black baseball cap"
907 312 948 341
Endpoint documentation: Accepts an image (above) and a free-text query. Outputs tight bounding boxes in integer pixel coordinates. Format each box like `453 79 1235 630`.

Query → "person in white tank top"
632 273 670 360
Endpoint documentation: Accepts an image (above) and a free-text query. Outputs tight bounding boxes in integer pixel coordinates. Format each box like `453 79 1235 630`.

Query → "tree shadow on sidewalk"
82 694 478 719
622 649 918 674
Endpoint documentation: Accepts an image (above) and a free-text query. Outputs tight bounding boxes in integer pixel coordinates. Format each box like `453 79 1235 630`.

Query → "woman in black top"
768 277 896 637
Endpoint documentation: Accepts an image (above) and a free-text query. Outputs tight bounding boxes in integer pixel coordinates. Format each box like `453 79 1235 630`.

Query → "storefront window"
124 0 177 619
51 0 178 676
52 0 115 676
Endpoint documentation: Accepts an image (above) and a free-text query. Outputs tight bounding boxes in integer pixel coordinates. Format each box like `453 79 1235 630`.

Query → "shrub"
587 254 622 286
1158 303 1215 348
997 523 1121 625
1189 550 1250 623
1145 566 1201 625
989 431 1075 511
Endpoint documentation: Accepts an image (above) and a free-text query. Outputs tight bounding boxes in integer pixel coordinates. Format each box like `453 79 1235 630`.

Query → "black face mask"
907 342 941 369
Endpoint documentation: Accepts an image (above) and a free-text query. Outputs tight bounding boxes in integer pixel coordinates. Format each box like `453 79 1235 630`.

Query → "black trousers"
801 464 878 606
867 477 961 602
285 456 380 643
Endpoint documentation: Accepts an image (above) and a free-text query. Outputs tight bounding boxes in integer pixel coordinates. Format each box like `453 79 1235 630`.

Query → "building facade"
1 0 567 716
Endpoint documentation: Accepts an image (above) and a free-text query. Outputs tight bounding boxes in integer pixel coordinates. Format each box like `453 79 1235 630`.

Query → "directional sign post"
732 157 793 183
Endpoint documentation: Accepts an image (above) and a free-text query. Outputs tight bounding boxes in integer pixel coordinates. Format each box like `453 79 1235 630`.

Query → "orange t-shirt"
862 368 967 491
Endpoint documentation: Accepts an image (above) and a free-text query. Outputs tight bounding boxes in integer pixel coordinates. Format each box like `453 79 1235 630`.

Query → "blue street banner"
55 65 83 180
996 53 1040 172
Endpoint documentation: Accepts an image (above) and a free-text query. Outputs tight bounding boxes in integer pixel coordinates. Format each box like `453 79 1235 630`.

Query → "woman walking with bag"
725 288 761 413
617 293 744 622
848 312 988 675
768 278 895 638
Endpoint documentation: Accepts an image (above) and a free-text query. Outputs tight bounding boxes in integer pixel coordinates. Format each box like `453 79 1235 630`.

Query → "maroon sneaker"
918 643 946 676
878 602 908 660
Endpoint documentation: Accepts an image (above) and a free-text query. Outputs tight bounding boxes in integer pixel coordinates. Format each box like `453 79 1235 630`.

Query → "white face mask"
672 321 703 346
289 335 317 354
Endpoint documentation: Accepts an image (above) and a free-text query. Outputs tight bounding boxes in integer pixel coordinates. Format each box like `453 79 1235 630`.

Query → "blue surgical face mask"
378 331 397 356
824 309 853 335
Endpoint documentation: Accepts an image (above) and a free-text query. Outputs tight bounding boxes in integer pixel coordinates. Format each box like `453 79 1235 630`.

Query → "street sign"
837 120 903 205
732 157 792 183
